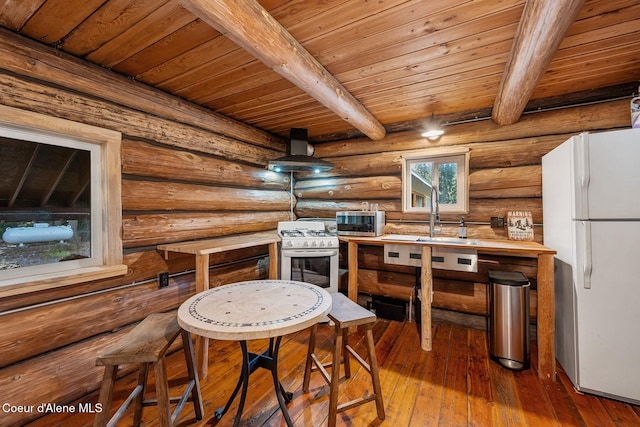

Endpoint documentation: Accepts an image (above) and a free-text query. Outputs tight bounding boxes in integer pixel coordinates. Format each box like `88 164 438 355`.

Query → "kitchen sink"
417 236 481 246
381 234 481 246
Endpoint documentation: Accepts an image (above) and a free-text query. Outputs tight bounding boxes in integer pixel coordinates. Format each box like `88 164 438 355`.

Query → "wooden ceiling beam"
492 0 585 126
177 0 386 141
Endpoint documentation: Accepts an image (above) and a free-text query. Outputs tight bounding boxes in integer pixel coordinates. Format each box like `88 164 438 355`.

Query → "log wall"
0 32 291 426
0 28 634 425
305 99 631 315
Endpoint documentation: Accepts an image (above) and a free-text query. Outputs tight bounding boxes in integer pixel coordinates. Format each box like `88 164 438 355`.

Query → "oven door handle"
281 249 338 257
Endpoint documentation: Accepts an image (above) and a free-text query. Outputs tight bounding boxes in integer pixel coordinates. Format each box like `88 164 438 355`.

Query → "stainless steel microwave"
336 211 385 236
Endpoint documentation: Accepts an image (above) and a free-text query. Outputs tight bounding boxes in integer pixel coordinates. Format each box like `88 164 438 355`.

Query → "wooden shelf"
158 230 280 258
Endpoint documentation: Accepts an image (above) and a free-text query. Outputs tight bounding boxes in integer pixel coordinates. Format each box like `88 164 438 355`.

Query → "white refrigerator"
542 128 640 404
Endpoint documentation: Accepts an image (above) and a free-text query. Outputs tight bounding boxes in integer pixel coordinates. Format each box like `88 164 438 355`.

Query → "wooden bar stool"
303 293 385 427
93 311 203 427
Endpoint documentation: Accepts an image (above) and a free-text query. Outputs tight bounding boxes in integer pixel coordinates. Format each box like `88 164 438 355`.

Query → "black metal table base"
214 336 294 427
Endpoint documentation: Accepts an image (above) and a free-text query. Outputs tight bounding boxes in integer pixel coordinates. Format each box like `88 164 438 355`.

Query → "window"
0 105 126 297
402 147 469 214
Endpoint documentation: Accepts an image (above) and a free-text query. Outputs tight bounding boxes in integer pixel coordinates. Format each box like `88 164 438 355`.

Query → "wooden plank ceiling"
0 0 639 142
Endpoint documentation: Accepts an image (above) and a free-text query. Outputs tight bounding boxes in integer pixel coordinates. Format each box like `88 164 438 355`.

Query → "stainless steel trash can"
488 270 530 370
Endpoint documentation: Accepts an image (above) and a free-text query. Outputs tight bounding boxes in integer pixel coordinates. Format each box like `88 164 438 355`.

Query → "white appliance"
277 221 339 294
542 128 640 404
336 210 385 236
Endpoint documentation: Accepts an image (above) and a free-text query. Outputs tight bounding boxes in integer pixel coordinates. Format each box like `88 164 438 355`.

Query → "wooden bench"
303 293 385 427
93 311 203 427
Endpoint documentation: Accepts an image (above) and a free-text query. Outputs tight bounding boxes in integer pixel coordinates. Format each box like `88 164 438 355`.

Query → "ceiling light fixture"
421 113 445 141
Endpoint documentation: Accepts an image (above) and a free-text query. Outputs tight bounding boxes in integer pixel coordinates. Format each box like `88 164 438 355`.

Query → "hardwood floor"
30 319 640 426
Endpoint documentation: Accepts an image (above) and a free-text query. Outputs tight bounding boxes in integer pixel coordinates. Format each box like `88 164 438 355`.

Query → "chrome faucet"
427 183 440 237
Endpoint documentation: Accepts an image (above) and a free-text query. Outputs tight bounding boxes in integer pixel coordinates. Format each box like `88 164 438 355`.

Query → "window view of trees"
403 149 468 214
437 163 458 204
411 161 458 204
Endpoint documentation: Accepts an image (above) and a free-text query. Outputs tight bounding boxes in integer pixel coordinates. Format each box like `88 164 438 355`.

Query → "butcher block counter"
339 234 557 381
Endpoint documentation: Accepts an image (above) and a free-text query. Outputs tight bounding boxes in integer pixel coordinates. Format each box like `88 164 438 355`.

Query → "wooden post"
420 246 433 351
268 242 279 279
536 253 556 381
194 254 210 379
347 241 359 301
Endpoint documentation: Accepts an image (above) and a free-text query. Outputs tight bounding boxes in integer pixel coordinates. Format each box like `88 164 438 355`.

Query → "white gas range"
277 221 339 294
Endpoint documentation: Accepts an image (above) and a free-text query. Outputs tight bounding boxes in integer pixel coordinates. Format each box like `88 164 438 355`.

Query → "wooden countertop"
157 230 280 258
338 235 556 257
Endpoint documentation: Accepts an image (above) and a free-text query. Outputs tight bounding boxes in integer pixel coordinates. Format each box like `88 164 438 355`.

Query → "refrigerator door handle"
581 220 593 289
574 133 590 219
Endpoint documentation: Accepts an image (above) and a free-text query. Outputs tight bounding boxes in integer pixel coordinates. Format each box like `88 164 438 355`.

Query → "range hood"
267 128 333 172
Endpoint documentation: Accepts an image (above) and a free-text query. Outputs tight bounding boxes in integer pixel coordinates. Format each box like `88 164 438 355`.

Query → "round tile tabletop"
177 280 332 341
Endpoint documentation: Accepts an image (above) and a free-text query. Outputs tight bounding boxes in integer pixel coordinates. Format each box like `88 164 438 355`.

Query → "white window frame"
0 105 127 297
402 147 470 214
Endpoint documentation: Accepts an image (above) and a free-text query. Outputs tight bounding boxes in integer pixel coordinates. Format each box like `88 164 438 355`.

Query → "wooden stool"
94 311 203 427
303 293 385 427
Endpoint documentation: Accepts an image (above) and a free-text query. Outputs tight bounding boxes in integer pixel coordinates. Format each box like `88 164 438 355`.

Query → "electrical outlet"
490 216 505 228
158 272 169 288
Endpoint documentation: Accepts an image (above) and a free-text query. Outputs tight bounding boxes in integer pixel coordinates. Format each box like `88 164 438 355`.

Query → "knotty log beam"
470 165 541 192
122 139 290 190
0 72 280 165
294 199 402 219
492 0 585 125
0 28 282 150
177 0 386 141
294 176 401 200
121 180 292 211
122 211 290 247
315 99 629 158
